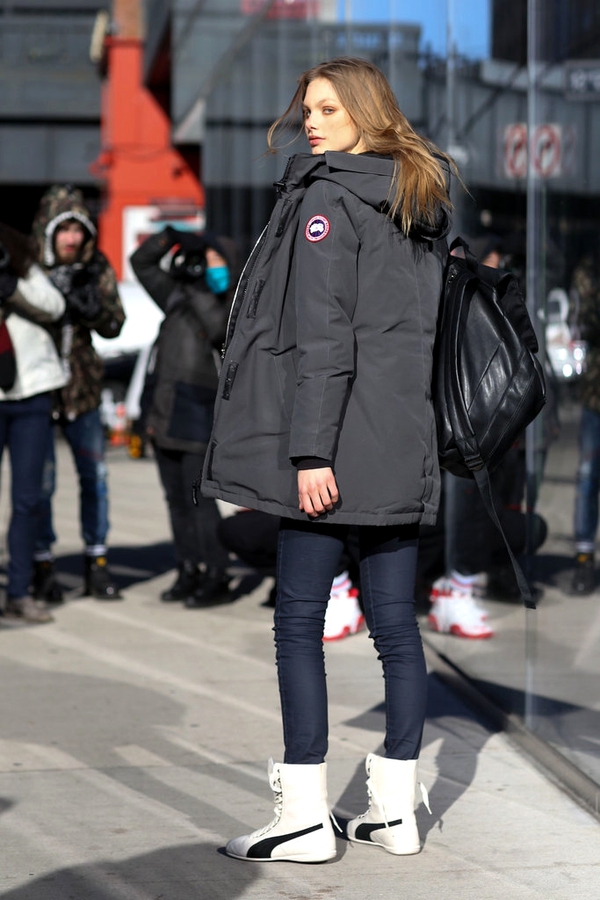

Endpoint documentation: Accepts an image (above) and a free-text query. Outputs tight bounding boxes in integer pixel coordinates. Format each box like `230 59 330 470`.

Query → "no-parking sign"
503 123 528 179
502 123 563 179
531 124 562 178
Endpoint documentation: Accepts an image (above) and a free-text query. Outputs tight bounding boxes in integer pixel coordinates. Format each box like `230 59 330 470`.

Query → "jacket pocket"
222 361 238 400
247 279 265 318
272 348 297 425
205 440 217 481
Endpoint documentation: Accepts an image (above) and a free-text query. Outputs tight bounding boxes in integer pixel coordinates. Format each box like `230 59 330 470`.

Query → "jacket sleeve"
288 181 359 462
129 230 179 311
81 252 126 339
131 231 231 346
8 264 66 323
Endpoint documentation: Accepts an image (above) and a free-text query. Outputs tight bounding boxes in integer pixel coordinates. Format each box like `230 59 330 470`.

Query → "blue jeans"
275 519 426 764
0 393 53 597
573 406 600 552
36 408 109 554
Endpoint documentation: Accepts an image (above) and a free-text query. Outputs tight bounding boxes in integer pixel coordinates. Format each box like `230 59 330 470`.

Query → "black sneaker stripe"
247 823 324 858
354 819 403 841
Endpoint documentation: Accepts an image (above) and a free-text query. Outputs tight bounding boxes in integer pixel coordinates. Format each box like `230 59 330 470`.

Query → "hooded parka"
202 151 450 526
32 186 125 420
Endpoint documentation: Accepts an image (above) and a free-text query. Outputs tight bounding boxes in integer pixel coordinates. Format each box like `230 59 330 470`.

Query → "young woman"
0 223 66 624
202 57 454 862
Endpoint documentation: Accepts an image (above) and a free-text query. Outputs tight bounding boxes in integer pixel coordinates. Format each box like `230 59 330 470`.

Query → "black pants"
153 443 229 571
218 509 360 583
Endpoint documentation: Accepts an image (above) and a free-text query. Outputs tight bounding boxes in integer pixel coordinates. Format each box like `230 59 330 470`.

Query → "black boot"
161 562 201 602
184 568 231 608
570 553 595 596
84 555 122 600
32 559 64 604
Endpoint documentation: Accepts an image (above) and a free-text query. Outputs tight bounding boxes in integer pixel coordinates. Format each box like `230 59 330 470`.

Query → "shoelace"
261 762 339 836
365 777 432 830
252 764 284 837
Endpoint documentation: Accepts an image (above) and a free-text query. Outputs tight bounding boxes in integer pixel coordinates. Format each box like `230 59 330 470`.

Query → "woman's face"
303 77 366 155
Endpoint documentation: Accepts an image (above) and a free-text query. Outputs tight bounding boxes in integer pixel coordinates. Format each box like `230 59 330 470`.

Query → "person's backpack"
433 236 546 608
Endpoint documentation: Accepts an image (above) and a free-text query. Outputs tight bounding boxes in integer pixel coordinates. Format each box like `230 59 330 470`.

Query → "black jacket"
130 230 234 453
202 151 451 525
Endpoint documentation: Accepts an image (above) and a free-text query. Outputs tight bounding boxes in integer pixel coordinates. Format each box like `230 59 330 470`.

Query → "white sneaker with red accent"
323 573 365 642
427 577 494 639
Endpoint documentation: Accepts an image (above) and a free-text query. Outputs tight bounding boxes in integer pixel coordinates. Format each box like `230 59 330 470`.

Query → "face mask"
205 265 230 294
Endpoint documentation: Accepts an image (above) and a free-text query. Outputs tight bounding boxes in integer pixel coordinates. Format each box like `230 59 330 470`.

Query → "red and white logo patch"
305 215 330 242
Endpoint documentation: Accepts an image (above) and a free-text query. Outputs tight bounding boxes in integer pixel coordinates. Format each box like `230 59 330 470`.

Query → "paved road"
0 441 598 899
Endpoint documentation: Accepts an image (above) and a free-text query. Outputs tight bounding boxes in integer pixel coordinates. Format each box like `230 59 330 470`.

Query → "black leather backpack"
433 237 546 608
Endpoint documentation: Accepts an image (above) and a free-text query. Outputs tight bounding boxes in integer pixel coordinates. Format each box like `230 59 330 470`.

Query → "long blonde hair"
268 57 456 236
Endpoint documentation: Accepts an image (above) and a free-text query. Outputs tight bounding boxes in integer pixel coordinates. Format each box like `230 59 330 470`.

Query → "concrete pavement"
0 439 598 899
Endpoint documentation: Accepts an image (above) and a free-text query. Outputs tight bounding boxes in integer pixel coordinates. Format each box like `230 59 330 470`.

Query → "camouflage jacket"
32 185 125 420
571 256 600 414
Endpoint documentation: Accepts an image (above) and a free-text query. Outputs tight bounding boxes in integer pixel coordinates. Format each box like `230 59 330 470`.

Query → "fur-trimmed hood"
32 185 97 267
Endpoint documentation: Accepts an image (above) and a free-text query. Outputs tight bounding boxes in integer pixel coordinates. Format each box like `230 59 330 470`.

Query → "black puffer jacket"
202 151 451 526
130 229 236 453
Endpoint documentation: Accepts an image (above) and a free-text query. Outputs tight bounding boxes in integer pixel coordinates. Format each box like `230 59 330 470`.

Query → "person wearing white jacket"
0 223 66 624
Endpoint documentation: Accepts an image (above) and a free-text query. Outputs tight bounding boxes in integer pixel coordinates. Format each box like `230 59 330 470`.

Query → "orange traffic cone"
109 402 129 447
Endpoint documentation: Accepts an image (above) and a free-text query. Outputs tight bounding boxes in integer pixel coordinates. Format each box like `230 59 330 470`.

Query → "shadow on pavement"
51 541 176 595
0 842 259 900
50 544 268 602
335 672 501 846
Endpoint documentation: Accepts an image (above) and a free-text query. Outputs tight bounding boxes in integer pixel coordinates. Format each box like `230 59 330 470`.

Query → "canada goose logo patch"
305 215 330 242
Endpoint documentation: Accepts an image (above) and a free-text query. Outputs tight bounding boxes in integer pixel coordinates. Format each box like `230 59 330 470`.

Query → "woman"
0 223 66 624
130 228 236 607
202 57 454 861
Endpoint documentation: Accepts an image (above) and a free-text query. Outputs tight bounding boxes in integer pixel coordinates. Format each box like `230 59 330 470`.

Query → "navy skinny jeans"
275 519 427 764
0 393 53 597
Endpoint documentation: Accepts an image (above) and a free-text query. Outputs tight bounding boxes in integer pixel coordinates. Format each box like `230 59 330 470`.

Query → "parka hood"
32 184 97 267
282 151 451 241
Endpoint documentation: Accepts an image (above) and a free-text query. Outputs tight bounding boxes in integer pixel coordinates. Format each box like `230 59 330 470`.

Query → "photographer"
0 223 66 624
31 185 125 603
130 227 237 607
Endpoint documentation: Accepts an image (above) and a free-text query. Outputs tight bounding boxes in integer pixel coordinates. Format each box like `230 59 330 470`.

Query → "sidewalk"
0 441 598 899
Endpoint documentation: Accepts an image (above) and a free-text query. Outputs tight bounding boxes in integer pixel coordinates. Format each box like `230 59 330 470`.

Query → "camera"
170 248 206 282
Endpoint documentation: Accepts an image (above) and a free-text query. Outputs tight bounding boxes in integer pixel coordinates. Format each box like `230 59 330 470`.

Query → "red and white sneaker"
323 573 365 642
427 577 494 639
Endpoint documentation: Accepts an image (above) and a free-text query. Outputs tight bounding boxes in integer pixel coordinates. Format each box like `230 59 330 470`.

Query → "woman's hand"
298 467 339 517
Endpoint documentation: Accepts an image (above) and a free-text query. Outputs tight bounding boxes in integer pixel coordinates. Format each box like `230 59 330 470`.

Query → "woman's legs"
358 524 426 760
275 520 425 763
275 519 346 764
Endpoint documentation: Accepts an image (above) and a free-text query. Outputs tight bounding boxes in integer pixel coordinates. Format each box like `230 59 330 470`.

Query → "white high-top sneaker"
347 754 431 855
226 759 337 862
323 571 365 642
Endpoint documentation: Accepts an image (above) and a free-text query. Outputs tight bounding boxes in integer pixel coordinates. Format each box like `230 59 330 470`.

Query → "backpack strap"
448 236 479 274
473 466 537 610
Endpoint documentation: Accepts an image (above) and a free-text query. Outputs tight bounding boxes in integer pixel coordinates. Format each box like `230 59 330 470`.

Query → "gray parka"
201 151 451 526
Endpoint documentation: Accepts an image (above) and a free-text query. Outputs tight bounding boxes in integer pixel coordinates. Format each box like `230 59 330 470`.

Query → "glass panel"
168 0 600 791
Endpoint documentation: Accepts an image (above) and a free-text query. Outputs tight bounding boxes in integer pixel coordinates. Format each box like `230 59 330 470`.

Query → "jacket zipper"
221 223 268 359
221 157 296 359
